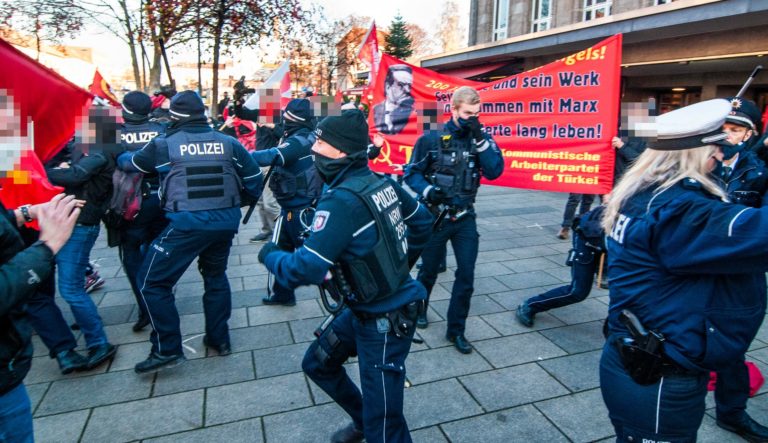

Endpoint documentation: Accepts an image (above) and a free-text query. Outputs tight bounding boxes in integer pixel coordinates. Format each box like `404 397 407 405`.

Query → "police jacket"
405 120 504 210
715 150 768 208
121 119 166 191
605 179 768 372
118 119 263 231
0 202 54 394
263 165 434 314
47 147 116 226
251 126 321 209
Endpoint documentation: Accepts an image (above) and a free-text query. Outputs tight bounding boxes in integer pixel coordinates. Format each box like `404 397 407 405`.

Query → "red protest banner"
368 34 623 194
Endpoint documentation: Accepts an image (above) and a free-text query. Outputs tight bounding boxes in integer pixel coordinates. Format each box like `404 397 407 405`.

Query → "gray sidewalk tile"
481 310 565 336
495 270 563 291
460 363 569 411
544 267 574 282
403 379 483 429
145 418 263 443
539 321 606 353
25 355 108 385
500 256 564 273
206 373 312 425
247 299 324 326
536 388 614 442
473 333 567 368
82 390 204 442
26 382 48 413
406 347 493 385
698 414 744 442
441 405 569 443
488 287 561 311
415 317 501 349
288 316 328 343
98 289 135 307
153 351 255 396
263 402 349 443
538 350 602 393
506 245 561 259
548 298 608 325
229 323 295 351
33 409 89 443
430 295 505 319
253 342 307 378
36 369 152 416
101 322 151 346
410 426 449 442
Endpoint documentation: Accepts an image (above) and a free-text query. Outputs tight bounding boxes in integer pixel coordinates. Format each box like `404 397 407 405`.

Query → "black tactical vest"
335 175 410 304
161 132 241 212
269 132 323 204
427 135 481 207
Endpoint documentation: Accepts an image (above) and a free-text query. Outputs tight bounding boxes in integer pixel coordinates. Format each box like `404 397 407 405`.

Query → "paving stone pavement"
28 186 761 442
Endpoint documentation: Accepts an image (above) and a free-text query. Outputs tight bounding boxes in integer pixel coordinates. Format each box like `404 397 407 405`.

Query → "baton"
432 207 449 232
736 65 763 98
242 165 275 224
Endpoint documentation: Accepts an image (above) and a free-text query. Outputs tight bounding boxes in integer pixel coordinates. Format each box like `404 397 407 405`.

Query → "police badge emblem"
312 210 330 232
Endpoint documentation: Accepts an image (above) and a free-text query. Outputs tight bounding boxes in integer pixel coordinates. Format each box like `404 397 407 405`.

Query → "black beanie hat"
169 90 206 120
122 91 152 116
283 98 313 124
315 109 369 154
725 97 761 131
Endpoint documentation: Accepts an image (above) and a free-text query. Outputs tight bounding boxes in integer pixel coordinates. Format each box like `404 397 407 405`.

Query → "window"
493 0 509 41
531 0 552 32
655 0 673 4
583 0 611 21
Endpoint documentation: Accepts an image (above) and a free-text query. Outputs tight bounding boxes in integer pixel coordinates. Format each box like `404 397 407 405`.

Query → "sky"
63 0 470 84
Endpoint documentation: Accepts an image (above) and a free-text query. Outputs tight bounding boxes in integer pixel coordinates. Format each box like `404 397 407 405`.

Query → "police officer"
710 96 768 441
600 99 768 442
258 110 433 443
404 86 504 354
118 91 263 373
251 99 323 306
117 91 168 332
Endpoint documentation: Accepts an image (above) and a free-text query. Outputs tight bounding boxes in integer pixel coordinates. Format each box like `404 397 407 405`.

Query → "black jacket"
0 203 55 394
614 137 646 184
47 148 116 225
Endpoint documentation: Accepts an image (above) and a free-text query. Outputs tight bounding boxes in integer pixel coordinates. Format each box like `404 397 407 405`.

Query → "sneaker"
249 232 272 243
516 301 536 327
134 352 187 374
56 349 89 374
84 272 105 294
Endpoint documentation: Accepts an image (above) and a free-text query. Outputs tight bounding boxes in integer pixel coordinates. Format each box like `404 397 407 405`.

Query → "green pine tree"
384 14 413 59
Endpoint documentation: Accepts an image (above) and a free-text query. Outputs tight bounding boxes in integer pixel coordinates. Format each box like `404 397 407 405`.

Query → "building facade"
426 0 768 114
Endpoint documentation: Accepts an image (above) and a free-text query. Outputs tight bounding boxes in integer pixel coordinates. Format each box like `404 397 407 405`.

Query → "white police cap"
649 99 731 150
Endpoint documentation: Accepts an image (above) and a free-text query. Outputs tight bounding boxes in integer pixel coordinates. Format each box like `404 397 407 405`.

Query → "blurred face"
386 70 413 105
451 102 481 126
722 122 753 145
311 138 346 159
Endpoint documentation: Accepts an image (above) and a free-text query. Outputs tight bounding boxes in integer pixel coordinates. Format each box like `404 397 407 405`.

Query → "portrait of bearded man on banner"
373 64 415 135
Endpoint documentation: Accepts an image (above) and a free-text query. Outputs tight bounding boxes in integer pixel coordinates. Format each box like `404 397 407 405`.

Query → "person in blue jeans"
516 206 604 327
46 106 121 369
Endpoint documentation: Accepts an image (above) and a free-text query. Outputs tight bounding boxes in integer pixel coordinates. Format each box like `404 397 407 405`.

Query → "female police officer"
600 99 768 442
258 109 433 443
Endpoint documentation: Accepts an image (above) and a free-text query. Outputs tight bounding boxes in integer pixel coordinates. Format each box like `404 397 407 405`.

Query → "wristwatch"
19 205 33 222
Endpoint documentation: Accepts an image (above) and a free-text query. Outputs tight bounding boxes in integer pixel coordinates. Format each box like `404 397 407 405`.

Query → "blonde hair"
452 86 480 108
601 145 727 232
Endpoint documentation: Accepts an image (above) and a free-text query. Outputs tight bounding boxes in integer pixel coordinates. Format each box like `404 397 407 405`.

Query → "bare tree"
436 0 466 53
405 23 436 62
0 0 84 60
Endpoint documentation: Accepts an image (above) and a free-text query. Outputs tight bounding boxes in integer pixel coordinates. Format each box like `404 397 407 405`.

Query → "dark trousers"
270 208 309 303
600 339 708 442
526 233 597 313
302 308 414 443
25 270 78 358
417 215 479 337
120 194 168 318
137 226 235 356
561 193 595 228
715 358 751 422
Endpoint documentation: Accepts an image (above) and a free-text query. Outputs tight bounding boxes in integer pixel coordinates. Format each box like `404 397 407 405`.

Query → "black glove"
258 241 282 264
426 187 446 205
466 116 484 143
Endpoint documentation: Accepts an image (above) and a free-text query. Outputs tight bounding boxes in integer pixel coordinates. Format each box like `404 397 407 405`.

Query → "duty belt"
447 204 472 221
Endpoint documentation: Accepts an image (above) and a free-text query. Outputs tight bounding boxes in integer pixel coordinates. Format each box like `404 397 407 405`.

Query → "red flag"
0 38 92 208
358 21 382 100
368 35 623 195
90 69 120 107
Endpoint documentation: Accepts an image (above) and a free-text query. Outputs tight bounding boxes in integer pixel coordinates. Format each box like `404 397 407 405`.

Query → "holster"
614 336 665 385
385 302 418 339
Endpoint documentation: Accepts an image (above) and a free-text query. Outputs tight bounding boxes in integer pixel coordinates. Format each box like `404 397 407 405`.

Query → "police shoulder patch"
312 210 330 232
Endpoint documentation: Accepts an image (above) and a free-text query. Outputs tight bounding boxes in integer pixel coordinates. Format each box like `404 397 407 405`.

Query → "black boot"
203 336 231 356
132 315 150 332
516 301 536 327
56 349 89 375
134 352 186 374
331 422 364 443
717 413 768 443
446 334 473 354
86 343 116 370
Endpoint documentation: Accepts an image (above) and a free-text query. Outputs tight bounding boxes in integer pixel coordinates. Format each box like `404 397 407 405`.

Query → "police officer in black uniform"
404 86 504 354
258 110 433 443
116 91 168 332
117 91 264 373
710 96 768 442
251 98 323 306
600 99 768 442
